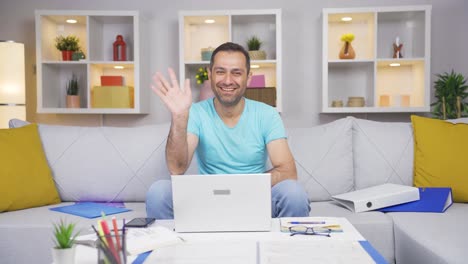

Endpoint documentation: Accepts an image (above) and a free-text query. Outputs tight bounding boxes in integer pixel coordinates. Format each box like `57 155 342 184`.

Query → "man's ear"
246 71 253 86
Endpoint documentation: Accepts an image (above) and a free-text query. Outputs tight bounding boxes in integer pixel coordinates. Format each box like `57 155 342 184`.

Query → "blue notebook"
50 202 131 218
379 187 452 213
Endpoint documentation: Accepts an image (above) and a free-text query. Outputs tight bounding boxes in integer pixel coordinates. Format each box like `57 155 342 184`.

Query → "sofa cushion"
288 117 354 201
411 115 468 202
389 203 468 264
9 120 172 202
0 124 61 212
352 118 414 189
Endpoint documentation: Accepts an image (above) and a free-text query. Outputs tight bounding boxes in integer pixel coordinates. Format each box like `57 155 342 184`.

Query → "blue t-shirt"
187 98 286 174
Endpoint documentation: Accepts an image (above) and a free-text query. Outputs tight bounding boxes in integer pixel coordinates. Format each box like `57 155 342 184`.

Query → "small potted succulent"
66 74 80 108
51 219 79 264
55 35 81 61
246 36 266 60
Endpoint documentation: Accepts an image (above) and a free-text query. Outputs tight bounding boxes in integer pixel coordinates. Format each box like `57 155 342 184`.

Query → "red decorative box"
101 76 123 86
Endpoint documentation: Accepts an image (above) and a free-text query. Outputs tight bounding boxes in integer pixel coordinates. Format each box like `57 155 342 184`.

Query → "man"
146 42 309 219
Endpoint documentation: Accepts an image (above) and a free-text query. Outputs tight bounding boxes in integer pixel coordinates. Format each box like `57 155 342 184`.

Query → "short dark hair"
209 42 250 74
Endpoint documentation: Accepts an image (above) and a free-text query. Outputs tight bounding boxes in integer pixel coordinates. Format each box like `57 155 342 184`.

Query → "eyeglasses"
288 226 332 237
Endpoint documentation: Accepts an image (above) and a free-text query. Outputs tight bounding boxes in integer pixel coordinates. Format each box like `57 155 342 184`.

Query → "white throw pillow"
352 118 414 189
287 117 354 201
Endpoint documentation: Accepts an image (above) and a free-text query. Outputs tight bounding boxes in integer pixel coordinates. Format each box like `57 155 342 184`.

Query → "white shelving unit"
35 10 149 114
179 9 282 111
322 5 431 113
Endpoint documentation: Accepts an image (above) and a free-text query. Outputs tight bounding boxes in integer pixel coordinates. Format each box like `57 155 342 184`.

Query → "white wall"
1 0 467 127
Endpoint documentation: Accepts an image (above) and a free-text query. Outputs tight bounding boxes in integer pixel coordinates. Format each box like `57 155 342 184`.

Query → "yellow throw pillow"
411 115 468 202
0 123 61 212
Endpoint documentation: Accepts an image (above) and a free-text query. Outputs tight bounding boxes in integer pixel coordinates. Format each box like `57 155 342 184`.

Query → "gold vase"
339 41 356 59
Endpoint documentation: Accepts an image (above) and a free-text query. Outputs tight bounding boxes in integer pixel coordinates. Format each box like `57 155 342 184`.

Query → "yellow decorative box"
92 86 134 108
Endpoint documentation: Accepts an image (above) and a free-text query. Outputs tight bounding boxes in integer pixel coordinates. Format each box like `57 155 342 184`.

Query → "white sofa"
1 117 467 264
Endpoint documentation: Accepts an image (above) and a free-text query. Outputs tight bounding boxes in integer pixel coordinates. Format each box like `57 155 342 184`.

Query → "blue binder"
50 202 131 218
379 187 452 213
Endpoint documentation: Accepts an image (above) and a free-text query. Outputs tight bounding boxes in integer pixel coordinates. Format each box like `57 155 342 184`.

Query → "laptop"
171 173 272 233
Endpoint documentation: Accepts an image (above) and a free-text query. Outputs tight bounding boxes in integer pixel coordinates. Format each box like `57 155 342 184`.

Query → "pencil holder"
97 230 127 264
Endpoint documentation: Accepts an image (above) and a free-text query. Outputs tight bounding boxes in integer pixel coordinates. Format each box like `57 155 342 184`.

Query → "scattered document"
260 240 375 264
75 225 183 256
331 183 420 212
145 240 258 264
280 217 364 241
146 239 376 264
125 226 183 256
75 232 99 247
49 202 131 218
280 217 343 233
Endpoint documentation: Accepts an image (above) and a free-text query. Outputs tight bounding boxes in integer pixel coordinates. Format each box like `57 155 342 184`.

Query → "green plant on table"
54 35 81 51
52 219 79 249
246 36 263 51
431 70 468 119
66 74 79 95
195 67 208 84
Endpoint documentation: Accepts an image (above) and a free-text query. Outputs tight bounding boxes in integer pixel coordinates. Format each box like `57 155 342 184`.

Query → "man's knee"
146 180 173 219
146 180 172 202
272 179 310 217
274 179 308 200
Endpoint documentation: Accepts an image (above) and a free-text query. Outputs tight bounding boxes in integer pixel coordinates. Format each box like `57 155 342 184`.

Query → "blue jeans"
146 179 310 219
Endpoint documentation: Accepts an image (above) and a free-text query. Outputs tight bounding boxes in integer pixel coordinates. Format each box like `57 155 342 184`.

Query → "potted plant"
195 67 208 85
195 67 214 100
66 74 80 108
431 70 468 119
339 33 356 59
55 35 81 61
51 219 79 264
246 36 266 60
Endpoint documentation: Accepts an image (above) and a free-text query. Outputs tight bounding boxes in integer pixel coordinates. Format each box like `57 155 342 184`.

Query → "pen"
92 225 112 264
100 220 121 264
122 219 127 264
288 221 326 224
112 217 122 252
97 220 108 246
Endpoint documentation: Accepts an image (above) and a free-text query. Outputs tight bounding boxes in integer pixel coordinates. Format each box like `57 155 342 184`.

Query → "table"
75 217 387 264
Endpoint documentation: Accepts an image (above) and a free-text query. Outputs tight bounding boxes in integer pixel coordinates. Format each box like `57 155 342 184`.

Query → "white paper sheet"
260 240 375 264
145 240 258 264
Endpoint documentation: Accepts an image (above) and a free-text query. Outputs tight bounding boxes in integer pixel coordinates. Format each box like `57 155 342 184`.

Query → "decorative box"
101 76 123 86
248 75 265 88
244 87 276 107
92 86 134 108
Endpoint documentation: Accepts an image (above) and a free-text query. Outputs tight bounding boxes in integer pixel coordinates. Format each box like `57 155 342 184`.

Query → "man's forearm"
166 113 190 175
267 159 297 186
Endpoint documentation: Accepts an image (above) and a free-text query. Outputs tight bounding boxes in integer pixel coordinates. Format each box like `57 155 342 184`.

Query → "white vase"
51 246 76 264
